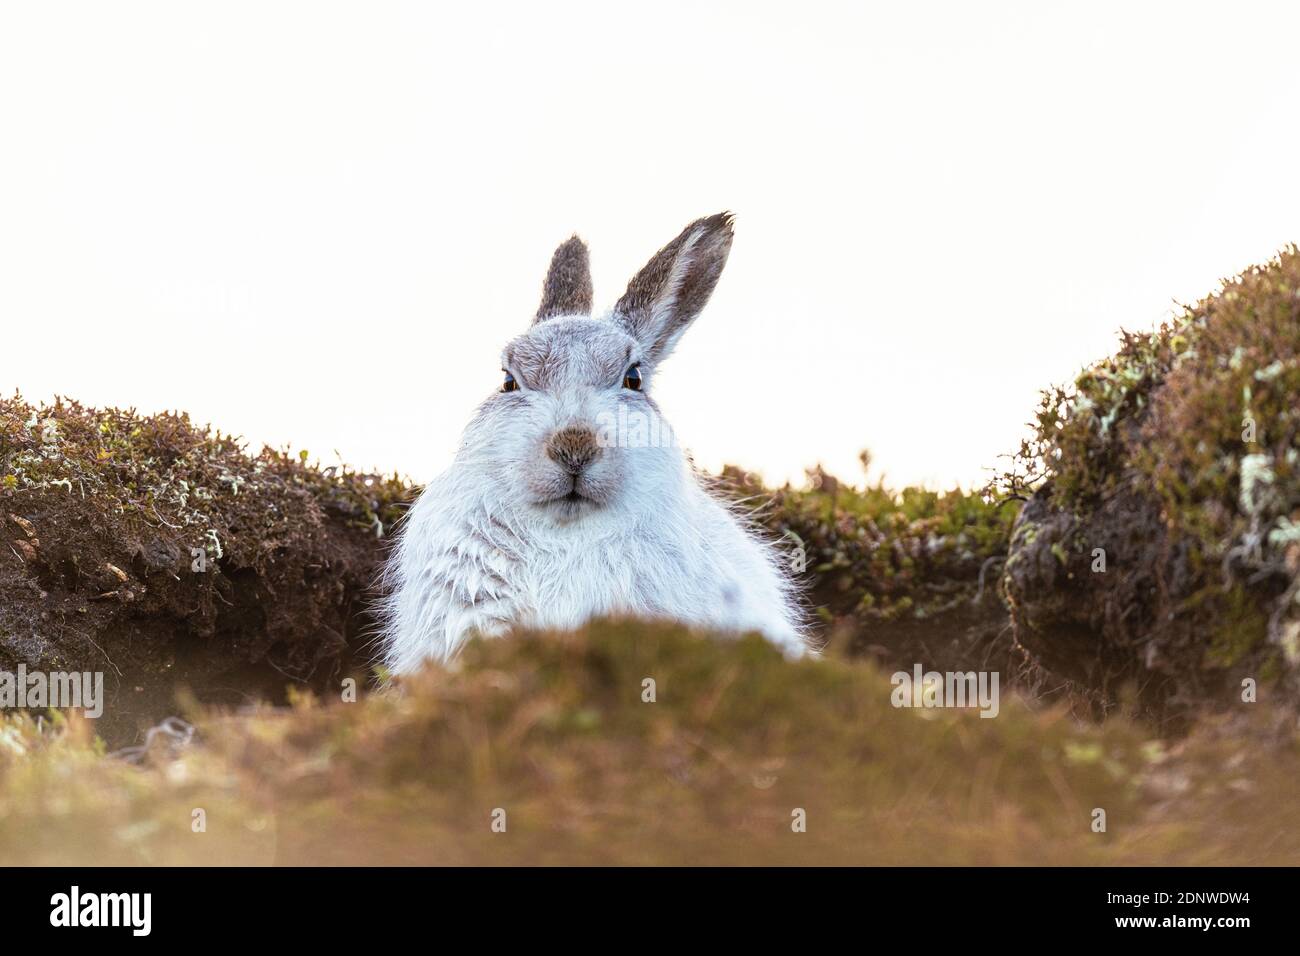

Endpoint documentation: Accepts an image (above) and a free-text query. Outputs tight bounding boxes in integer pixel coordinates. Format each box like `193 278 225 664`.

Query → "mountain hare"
379 213 808 673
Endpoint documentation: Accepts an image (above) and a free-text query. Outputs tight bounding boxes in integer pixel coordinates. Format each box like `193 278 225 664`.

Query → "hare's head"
458 213 735 524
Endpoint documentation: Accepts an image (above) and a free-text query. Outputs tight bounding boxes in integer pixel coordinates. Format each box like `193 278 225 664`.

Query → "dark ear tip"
704 211 735 233
554 234 588 260
536 233 594 321
691 211 735 249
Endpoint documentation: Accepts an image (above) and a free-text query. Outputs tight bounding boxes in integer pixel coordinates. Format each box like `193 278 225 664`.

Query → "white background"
2 1 1298 488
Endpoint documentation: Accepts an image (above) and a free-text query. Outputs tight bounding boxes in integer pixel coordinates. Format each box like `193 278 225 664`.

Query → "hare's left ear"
535 236 593 322
612 212 734 364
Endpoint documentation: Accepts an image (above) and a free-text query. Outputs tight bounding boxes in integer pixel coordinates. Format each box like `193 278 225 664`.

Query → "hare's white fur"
379 215 807 673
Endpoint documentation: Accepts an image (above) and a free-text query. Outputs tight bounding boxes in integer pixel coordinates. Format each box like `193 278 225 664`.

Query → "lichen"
1001 245 1300 704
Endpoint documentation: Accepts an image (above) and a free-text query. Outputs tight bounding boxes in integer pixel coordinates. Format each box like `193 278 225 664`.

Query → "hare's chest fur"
380 480 805 674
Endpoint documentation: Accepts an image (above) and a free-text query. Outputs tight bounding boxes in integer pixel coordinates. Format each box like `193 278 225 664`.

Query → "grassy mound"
1 620 1295 865
1003 247 1300 716
0 396 410 745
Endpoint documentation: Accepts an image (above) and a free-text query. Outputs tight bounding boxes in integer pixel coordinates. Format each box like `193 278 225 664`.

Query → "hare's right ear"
535 236 593 322
612 212 734 364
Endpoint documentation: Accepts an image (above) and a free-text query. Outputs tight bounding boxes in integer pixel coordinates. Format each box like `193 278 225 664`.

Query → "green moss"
721 464 1017 627
1205 586 1271 669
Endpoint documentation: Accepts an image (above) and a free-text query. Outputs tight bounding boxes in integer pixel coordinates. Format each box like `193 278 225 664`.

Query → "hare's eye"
501 371 519 393
622 364 642 391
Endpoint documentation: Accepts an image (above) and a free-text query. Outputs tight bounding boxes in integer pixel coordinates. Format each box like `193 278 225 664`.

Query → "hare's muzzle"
544 426 603 475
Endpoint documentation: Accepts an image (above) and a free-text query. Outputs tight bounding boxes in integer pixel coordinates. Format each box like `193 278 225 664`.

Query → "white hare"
379 213 808 673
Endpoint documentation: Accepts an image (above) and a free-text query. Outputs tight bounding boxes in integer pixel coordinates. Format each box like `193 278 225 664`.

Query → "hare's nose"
545 426 602 474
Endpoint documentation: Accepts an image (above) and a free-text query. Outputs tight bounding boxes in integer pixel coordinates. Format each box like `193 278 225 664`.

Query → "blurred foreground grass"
2 619 1296 865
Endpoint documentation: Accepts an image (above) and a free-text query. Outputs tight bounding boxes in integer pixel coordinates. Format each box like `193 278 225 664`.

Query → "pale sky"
2 1 1298 489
